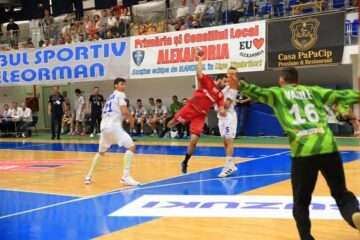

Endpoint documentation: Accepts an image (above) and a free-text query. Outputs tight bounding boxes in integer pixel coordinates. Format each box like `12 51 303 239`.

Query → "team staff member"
238 67 360 240
88 87 105 138
48 86 65 140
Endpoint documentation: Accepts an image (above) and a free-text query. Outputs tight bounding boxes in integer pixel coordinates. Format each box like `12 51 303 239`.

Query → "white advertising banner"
109 195 360 219
130 21 266 79
0 38 130 86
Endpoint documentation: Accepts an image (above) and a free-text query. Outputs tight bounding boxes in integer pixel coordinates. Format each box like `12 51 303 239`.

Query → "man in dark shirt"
235 77 251 136
48 86 65 140
88 87 105 138
6 18 19 37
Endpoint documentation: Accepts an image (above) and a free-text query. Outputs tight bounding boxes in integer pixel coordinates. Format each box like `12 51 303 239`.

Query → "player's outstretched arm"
314 86 360 106
196 55 203 80
239 81 274 106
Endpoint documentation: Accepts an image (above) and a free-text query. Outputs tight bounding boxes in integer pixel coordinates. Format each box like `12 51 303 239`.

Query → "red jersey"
189 74 224 114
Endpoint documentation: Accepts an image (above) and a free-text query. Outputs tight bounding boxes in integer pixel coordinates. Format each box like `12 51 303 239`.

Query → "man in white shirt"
106 10 118 30
19 102 33 137
85 78 139 186
73 89 86 136
10 102 23 134
0 104 12 134
134 99 148 136
216 68 239 178
176 0 190 20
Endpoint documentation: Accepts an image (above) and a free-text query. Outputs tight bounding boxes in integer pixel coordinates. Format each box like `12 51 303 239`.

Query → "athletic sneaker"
120 176 140 186
181 160 188 174
353 212 360 235
84 176 92 185
90 133 95 138
159 128 170 138
67 131 73 136
218 165 238 178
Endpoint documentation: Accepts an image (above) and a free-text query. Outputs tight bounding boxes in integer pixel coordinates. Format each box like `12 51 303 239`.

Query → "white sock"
87 153 102 177
225 156 233 166
154 129 157 134
123 150 135 177
141 129 144 133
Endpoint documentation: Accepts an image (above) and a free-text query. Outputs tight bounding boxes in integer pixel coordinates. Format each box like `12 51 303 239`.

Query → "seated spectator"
150 99 168 136
50 38 57 46
18 102 32 137
138 25 148 35
62 19 70 34
42 38 50 47
224 0 245 23
94 32 102 41
192 20 200 29
201 0 223 27
118 19 130 37
83 15 93 35
38 39 44 47
106 31 113 39
0 104 13 135
106 10 119 31
78 34 85 43
88 34 94 41
10 102 23 134
174 21 183 31
123 99 136 134
57 32 65 45
176 0 190 23
134 99 148 136
62 103 74 135
169 95 184 138
119 8 131 24
64 34 72 45
194 0 207 20
93 14 102 30
25 38 35 48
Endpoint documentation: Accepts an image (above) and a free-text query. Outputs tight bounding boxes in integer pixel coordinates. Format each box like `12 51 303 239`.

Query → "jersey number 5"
103 102 113 114
289 103 320 125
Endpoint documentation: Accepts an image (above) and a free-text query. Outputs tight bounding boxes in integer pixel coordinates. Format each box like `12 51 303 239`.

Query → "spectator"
123 99 136 134
61 19 70 34
194 0 207 20
93 14 102 30
19 102 32 138
235 77 251 136
106 31 113 39
40 9 55 39
42 38 50 47
147 97 157 132
134 99 148 136
93 32 102 41
61 103 74 135
106 10 118 31
150 99 168 136
88 34 94 41
176 0 190 22
6 17 19 37
48 86 66 140
0 104 13 135
64 34 72 44
61 91 70 105
83 15 93 34
78 33 85 42
169 95 184 138
224 0 245 24
118 19 129 37
73 89 86 136
100 10 108 28
25 38 35 48
10 102 23 134
50 38 57 46
192 20 200 29
57 32 65 45
138 25 148 35
87 87 105 138
174 21 183 31
38 39 44 47
119 8 131 24
201 0 223 27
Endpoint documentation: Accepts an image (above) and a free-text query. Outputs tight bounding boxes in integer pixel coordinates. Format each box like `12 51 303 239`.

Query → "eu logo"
132 50 145 66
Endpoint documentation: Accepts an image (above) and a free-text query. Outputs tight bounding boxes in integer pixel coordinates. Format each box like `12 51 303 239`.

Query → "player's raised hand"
195 47 204 61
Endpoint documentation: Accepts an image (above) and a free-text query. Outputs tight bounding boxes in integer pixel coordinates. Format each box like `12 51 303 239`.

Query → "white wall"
0 87 13 107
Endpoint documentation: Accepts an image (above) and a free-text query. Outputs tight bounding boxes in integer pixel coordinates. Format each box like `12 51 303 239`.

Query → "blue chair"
286 0 297 14
301 0 314 13
273 2 285 17
244 1 257 19
258 2 272 18
352 19 358 38
333 0 345 8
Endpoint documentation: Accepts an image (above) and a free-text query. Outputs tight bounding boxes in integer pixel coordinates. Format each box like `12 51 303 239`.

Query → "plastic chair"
28 116 38 136
352 19 358 38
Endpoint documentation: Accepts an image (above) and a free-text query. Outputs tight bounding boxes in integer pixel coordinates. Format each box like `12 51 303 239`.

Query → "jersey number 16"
289 103 320 125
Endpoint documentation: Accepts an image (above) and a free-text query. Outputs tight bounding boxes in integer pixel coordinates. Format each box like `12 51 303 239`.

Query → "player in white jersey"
85 78 139 186
217 67 240 178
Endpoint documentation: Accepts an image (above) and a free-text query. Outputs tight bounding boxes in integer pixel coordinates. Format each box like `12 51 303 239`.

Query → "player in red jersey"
159 48 227 174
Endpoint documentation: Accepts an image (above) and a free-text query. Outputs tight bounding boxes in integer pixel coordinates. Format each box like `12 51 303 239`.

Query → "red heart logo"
253 38 264 49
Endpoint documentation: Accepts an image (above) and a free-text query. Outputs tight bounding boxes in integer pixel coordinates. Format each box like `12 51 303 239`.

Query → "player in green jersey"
237 67 360 240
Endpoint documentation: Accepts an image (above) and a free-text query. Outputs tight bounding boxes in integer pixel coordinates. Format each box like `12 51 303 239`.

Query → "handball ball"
196 47 204 57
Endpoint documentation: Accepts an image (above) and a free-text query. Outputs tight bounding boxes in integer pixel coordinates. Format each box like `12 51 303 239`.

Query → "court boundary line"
0 172 291 220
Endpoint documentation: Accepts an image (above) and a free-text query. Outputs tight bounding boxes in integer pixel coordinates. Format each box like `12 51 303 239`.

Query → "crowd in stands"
0 0 357 51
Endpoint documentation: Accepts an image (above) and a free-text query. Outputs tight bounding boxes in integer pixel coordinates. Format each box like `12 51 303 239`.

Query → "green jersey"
170 102 183 116
336 102 351 114
240 82 359 157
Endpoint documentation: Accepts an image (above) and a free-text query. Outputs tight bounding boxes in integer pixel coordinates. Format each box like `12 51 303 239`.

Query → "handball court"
0 135 359 240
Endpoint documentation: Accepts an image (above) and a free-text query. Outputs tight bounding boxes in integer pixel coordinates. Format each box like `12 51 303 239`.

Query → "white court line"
0 150 291 220
0 172 291 220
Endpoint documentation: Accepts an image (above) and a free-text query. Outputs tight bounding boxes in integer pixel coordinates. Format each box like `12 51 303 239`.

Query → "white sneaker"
84 176 92 185
67 131 73 136
218 165 238 178
22 133 26 138
90 133 94 138
120 176 140 186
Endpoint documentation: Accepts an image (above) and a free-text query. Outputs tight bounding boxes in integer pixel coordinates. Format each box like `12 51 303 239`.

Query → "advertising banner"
267 12 345 69
0 38 130 86
130 21 266 79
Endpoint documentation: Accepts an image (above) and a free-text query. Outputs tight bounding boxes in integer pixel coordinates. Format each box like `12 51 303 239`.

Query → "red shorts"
173 103 207 136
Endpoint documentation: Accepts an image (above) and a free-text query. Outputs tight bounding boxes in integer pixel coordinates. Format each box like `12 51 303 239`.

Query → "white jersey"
218 86 238 139
217 86 238 118
75 96 85 112
100 90 127 130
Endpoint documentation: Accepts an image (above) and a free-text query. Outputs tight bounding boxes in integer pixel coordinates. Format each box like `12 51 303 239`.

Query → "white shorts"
76 110 85 122
98 127 134 152
218 111 237 139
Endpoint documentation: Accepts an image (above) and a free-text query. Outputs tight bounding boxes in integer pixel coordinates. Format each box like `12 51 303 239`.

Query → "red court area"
0 160 82 172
